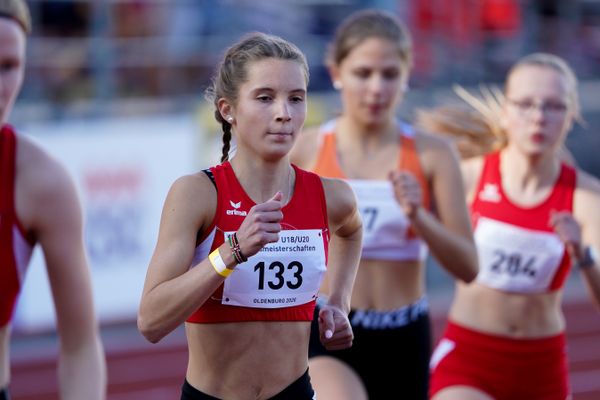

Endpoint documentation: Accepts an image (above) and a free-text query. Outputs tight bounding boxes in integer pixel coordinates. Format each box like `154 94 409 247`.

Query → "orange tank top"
312 120 429 262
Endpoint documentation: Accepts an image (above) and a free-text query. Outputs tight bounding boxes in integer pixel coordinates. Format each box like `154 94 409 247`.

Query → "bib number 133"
221 229 326 308
254 260 303 290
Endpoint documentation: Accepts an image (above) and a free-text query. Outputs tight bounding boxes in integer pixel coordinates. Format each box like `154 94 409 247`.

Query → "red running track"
8 295 600 400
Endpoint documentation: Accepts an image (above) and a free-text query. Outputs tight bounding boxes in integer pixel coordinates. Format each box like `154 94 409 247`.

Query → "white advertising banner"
13 114 200 332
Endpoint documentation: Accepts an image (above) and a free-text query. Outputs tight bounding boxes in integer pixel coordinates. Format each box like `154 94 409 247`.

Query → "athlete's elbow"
461 266 478 283
137 314 165 344
457 243 479 283
460 257 479 283
590 294 600 314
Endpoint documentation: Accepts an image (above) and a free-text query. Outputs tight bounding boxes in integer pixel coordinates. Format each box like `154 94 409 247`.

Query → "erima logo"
227 200 247 216
478 183 501 203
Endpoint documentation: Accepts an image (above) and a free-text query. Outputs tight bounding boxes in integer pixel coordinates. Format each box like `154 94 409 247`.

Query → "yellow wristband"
209 248 232 278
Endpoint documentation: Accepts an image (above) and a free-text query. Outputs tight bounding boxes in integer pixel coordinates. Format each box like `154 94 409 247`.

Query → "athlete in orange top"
291 9 477 400
138 32 363 400
0 2 106 399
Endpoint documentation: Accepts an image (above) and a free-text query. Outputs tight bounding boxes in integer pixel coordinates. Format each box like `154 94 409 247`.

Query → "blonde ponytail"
416 85 507 159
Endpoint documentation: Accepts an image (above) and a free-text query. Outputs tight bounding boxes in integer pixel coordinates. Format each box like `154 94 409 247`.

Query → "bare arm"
20 140 106 400
391 135 478 282
138 174 285 343
137 173 226 343
316 178 362 350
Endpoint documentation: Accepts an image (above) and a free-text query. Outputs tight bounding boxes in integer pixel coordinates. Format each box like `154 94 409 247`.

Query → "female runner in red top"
138 32 363 400
0 1 106 399
420 53 600 400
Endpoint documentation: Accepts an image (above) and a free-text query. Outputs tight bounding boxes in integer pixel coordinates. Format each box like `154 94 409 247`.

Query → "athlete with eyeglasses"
505 97 568 118
419 52 600 400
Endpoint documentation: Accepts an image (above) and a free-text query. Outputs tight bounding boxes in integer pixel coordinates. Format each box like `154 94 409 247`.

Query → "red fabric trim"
0 124 21 326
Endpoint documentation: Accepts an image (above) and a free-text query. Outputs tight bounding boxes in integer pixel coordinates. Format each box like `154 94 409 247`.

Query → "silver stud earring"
226 116 233 123
333 80 342 90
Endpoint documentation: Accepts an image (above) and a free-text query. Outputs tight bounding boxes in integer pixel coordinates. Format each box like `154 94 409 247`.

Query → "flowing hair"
416 84 507 159
417 53 581 162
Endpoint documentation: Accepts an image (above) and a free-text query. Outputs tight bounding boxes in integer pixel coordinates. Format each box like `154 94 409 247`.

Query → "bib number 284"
491 250 537 277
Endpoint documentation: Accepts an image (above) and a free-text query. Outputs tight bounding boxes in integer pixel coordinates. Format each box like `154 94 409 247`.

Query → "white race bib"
475 217 565 293
222 229 326 308
348 180 410 249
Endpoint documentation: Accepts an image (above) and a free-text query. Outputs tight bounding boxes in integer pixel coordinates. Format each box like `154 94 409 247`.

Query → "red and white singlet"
187 162 329 323
471 152 575 293
0 125 34 327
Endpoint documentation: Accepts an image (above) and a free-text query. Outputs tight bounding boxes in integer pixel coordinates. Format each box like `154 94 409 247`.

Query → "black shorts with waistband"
180 368 315 400
309 296 432 400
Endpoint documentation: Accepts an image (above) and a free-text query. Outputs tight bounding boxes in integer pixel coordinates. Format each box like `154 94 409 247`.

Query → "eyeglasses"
506 98 569 118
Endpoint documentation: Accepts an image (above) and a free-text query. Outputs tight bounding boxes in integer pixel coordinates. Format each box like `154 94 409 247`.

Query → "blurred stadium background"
8 0 600 398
